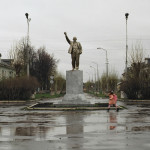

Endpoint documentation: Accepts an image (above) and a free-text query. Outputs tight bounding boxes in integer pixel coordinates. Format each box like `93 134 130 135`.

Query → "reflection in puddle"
0 113 66 142
132 126 150 131
0 126 66 142
0 127 16 141
66 112 84 135
109 112 117 130
65 112 85 150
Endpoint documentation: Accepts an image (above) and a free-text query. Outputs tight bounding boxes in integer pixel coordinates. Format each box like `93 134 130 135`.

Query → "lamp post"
86 72 91 82
86 72 91 92
25 13 31 77
97 47 109 91
125 13 129 72
90 66 96 93
92 61 99 92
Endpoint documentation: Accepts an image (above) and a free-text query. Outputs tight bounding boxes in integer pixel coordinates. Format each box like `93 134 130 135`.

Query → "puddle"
0 97 150 150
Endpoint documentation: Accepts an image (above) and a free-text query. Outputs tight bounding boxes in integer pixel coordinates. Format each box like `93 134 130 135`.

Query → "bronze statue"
64 32 82 70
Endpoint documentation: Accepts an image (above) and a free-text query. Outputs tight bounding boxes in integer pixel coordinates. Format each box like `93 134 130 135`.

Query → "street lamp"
125 13 129 72
25 13 31 77
86 72 91 82
86 72 91 92
92 61 100 92
90 66 96 93
97 47 109 91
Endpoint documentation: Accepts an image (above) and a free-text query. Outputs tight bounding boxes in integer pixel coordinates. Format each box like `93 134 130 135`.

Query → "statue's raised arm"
64 32 71 44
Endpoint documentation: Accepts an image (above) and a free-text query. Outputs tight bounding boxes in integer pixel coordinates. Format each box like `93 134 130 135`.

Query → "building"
0 54 16 80
145 58 150 65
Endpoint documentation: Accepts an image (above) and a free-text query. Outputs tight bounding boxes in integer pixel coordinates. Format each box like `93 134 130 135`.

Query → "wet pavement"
0 95 150 150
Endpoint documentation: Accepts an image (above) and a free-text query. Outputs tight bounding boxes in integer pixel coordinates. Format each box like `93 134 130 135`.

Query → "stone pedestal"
62 70 89 104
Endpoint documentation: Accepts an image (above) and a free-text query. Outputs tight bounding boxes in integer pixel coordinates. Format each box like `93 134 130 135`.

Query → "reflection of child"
107 91 119 112
109 113 117 130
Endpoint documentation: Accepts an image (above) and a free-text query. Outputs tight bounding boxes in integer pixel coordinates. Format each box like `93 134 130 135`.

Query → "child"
107 91 119 112
113 93 118 105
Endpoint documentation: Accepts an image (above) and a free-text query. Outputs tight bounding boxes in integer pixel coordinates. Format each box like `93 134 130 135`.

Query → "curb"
25 105 124 111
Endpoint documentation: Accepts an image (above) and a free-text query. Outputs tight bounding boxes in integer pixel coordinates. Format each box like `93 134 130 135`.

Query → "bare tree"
9 37 29 76
121 42 150 99
54 72 66 93
129 42 144 64
100 71 119 92
30 47 57 90
9 38 58 91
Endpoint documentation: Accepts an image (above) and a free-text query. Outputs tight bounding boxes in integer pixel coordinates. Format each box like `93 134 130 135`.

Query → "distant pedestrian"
107 91 119 112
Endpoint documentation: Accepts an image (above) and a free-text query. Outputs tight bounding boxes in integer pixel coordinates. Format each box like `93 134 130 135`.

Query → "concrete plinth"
62 70 89 104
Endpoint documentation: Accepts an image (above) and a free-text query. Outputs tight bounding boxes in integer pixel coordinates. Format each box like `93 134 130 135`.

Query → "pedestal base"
61 70 90 104
62 93 89 104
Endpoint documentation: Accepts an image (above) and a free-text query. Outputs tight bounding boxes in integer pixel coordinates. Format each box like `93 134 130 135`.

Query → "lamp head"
125 13 129 19
25 13 29 19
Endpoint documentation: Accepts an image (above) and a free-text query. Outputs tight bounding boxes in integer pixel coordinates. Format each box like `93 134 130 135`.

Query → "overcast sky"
0 0 150 81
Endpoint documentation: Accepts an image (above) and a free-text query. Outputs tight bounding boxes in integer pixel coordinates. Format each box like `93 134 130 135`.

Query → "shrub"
0 76 39 100
120 43 150 99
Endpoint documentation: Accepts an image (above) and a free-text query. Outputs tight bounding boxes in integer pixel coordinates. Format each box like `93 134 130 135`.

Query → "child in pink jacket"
107 91 119 112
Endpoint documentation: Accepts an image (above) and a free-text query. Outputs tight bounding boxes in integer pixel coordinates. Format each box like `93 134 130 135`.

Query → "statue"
64 32 82 70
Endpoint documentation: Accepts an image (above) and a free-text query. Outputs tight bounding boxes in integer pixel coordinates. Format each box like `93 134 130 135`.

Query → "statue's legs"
71 53 76 70
71 52 80 70
75 54 80 70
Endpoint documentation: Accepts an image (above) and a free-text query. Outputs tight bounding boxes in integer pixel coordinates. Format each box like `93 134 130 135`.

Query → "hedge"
0 76 39 100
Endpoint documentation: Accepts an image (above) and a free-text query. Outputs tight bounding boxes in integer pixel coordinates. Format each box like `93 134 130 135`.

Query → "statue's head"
73 37 77 42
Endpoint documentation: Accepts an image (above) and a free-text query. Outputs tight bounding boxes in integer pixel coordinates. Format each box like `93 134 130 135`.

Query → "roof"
0 59 15 70
2 59 14 65
145 58 150 60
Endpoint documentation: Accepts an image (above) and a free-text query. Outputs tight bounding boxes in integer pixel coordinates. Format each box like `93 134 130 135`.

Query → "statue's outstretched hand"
64 32 67 36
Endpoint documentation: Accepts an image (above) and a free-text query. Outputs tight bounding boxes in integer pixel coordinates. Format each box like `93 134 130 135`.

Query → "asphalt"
0 94 150 150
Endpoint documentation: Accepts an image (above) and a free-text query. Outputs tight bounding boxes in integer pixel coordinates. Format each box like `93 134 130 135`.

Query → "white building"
145 58 150 65
0 55 16 80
